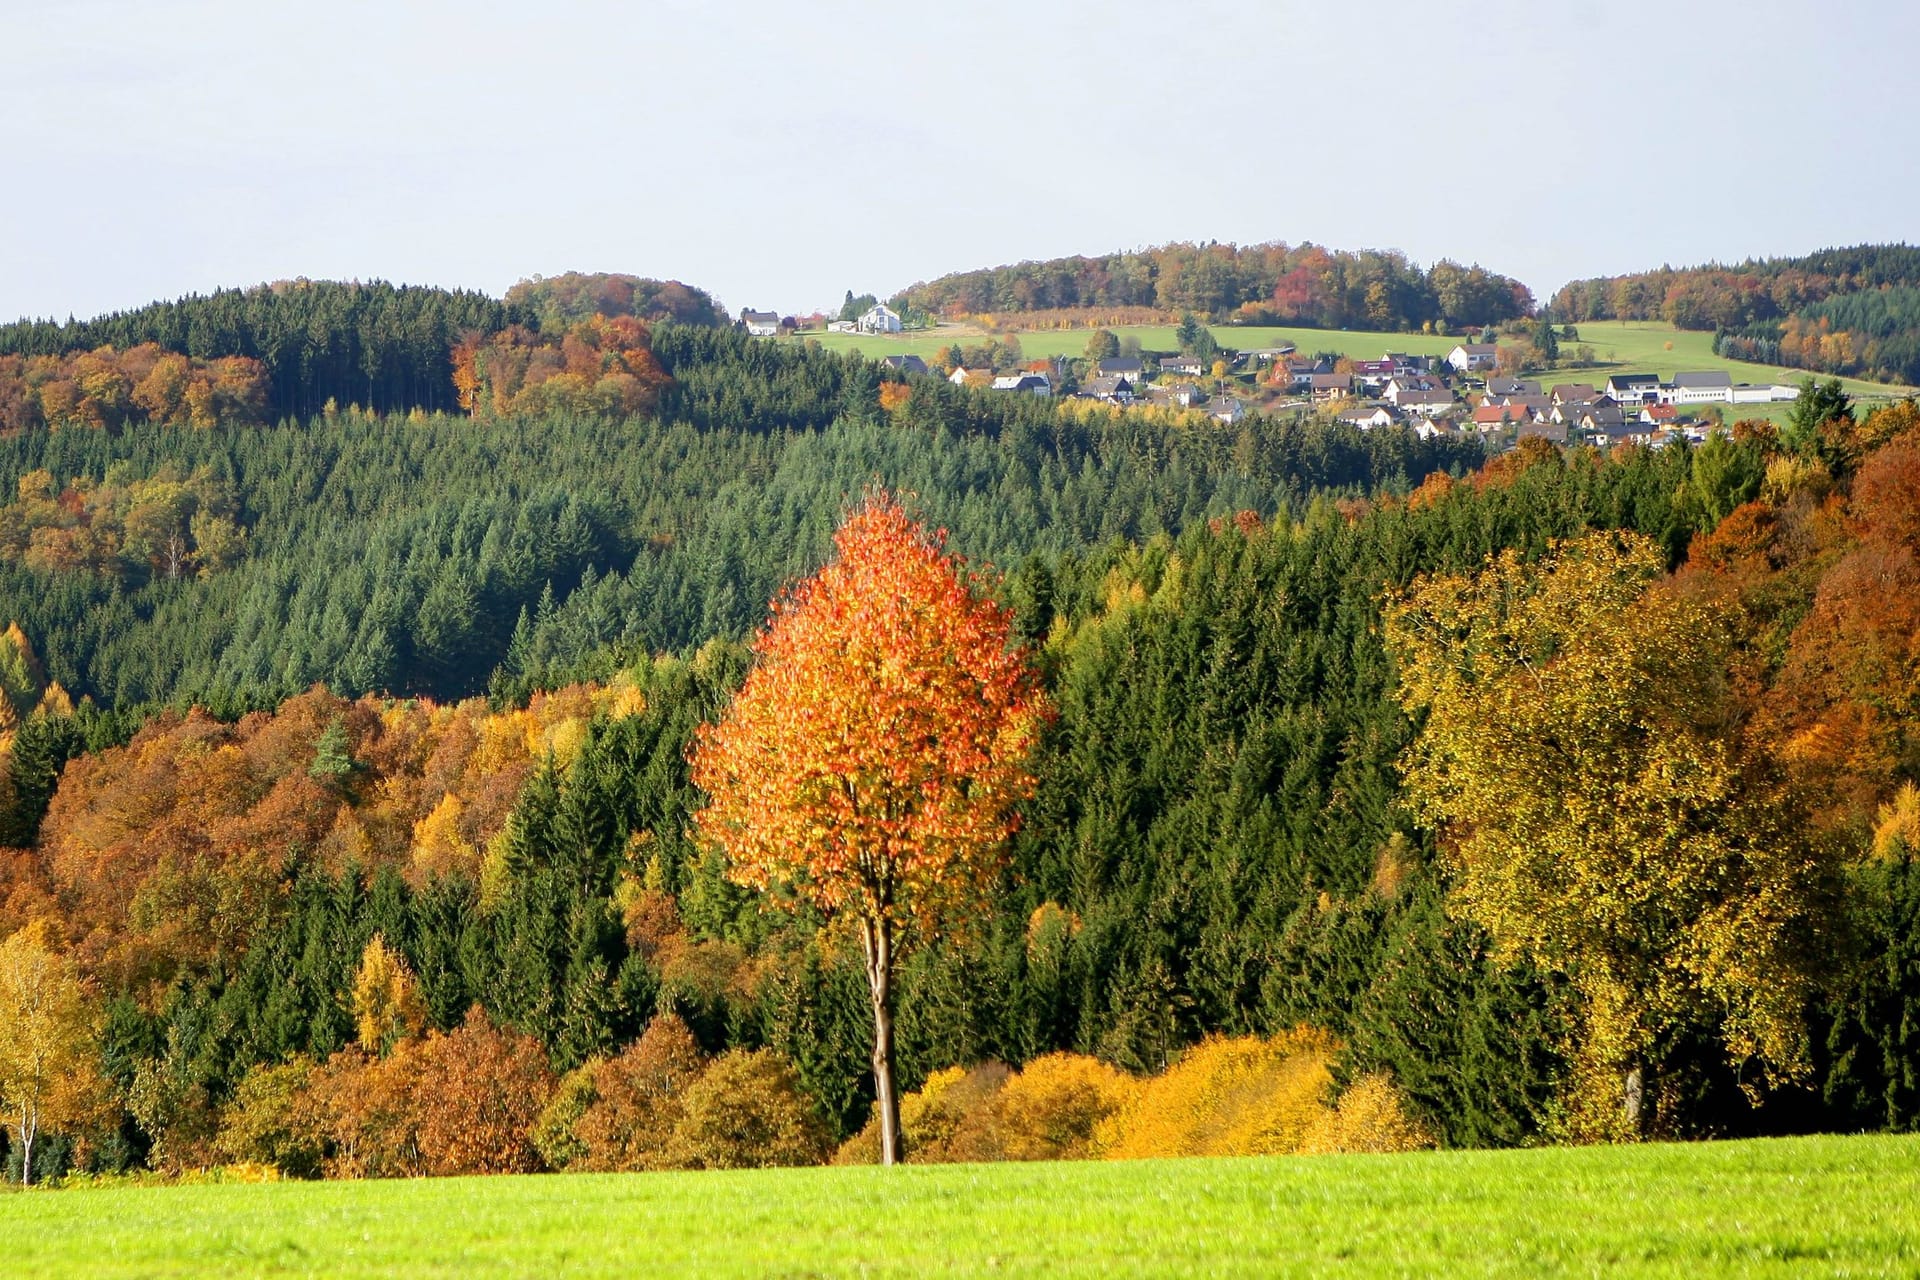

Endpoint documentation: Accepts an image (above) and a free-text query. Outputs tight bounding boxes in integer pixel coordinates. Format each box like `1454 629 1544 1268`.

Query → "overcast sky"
6 0 1917 322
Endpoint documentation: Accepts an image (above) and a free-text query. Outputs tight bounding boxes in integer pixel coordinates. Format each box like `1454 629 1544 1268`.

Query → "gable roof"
1607 372 1660 387
1674 370 1732 389
1095 358 1144 376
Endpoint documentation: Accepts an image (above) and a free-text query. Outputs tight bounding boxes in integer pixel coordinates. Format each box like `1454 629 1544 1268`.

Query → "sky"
5 0 1918 323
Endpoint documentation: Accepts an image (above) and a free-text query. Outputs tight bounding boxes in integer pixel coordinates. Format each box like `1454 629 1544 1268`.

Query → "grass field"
4 1133 1917 1278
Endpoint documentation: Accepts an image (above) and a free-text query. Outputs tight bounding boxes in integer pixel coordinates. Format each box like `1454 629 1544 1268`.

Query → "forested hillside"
1550 244 1920 385
1 276 1918 1187
892 242 1533 331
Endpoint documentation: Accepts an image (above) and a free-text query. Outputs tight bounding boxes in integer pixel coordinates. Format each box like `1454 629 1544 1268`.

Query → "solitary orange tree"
691 494 1049 1164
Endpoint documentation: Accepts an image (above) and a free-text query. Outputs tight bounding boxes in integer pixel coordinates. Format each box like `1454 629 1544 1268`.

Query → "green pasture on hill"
5 1133 1917 1278
801 319 1918 406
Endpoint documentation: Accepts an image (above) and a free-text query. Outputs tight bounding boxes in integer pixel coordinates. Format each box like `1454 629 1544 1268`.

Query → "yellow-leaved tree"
1386 532 1835 1138
0 926 98 1185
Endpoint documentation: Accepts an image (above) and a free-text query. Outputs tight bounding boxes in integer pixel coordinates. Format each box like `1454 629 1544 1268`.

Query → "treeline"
893 242 1533 331
1551 244 1920 385
0 273 727 424
17 405 1920 1183
0 346 268 435
0 330 1478 710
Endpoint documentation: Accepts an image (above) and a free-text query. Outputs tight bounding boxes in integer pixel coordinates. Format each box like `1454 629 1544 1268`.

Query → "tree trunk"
19 1104 35 1189
1622 1062 1645 1139
860 915 902 1166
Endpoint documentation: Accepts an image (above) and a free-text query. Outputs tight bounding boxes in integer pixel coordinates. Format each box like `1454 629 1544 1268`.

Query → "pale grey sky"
5 0 1916 322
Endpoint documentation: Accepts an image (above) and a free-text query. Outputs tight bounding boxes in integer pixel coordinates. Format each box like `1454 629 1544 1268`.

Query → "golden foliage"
660 1048 832 1170
1298 1073 1435 1154
0 925 102 1184
1097 1030 1338 1159
351 935 425 1055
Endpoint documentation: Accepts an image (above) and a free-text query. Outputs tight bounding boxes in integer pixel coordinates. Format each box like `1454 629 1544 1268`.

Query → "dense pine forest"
1 277 1917 1184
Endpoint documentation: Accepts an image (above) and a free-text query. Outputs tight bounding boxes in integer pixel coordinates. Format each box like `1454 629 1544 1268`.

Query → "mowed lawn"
4 1134 1918 1278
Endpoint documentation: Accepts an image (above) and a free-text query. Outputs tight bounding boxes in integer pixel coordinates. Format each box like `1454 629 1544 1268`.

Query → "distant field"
4 1133 1917 1278
799 318 1918 407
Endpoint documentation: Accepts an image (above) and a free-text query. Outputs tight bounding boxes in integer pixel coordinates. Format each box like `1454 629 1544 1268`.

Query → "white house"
1666 371 1733 404
1395 388 1456 418
739 309 781 337
1160 354 1205 377
1447 343 1499 373
1206 396 1245 424
827 319 858 334
1338 404 1397 430
858 304 903 334
1605 373 1661 404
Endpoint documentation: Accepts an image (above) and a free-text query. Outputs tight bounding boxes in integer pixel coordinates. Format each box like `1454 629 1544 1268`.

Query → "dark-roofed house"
739 309 781 337
1206 396 1245 424
1549 382 1598 405
1280 356 1328 388
1079 375 1134 404
1517 420 1570 445
992 372 1052 396
1447 342 1500 373
881 354 929 376
1667 371 1733 404
1605 373 1661 404
1487 377 1543 398
1578 406 1629 441
1338 404 1397 430
1395 388 1456 418
1160 354 1205 377
1095 357 1145 380
1309 372 1353 401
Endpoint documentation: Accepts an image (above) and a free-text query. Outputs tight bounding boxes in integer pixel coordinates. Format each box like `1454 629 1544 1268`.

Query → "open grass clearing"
2 1132 1916 1278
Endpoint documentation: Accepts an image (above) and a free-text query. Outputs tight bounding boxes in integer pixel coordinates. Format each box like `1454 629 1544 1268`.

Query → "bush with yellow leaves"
1299 1072 1435 1154
1095 1029 1339 1159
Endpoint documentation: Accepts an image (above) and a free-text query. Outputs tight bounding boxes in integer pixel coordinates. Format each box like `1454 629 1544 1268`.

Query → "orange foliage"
450 316 669 420
573 1012 708 1171
1096 1029 1340 1159
407 1008 554 1175
0 345 267 433
27 682 635 988
692 493 1050 931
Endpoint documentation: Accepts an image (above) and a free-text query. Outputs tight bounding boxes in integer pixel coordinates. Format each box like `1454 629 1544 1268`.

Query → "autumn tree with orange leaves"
691 494 1049 1165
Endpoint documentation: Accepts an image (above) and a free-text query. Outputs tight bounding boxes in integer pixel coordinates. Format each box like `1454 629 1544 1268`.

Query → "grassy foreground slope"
5 1135 1917 1278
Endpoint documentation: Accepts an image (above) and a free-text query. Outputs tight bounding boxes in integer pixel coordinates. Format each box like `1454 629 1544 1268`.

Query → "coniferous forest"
1 277 1918 1185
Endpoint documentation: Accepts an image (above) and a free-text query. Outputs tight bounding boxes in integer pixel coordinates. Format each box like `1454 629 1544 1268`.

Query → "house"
1279 356 1328 388
1549 382 1599 406
1384 352 1430 376
1490 393 1552 419
1308 372 1353 402
1094 357 1145 380
1486 377 1543 398
947 367 994 388
1413 417 1459 441
992 372 1052 396
827 319 859 334
857 303 903 334
881 354 928 376
1384 375 1445 402
1639 403 1679 427
1394 388 1456 418
1238 346 1293 366
1447 343 1499 373
1351 359 1395 387
1079 375 1134 403
1666 371 1733 404
1142 384 1204 409
1338 404 1398 430
1578 406 1629 442
739 308 781 337
1605 373 1661 404
1473 403 1536 431
1516 420 1570 445
1206 396 1245 424
1160 354 1205 377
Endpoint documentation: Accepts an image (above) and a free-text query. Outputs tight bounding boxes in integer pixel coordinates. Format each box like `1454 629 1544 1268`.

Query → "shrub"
408 1007 553 1175
1097 1029 1339 1159
1299 1073 1436 1154
834 1062 1012 1165
529 1063 598 1172
214 1057 325 1178
963 1053 1136 1162
575 1012 708 1171
663 1049 831 1170
304 1047 421 1178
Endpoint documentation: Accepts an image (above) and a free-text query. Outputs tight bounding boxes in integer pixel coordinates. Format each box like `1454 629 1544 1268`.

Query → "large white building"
858 304 903 334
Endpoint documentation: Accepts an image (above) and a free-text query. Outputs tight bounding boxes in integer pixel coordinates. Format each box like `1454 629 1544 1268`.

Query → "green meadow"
5 1133 1916 1278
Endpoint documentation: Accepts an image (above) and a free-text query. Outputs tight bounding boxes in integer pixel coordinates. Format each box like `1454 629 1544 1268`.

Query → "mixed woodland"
0 274 1918 1184
1549 244 1920 386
